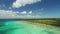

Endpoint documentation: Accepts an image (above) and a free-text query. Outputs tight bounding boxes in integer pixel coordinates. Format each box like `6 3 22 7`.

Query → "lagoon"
0 20 60 34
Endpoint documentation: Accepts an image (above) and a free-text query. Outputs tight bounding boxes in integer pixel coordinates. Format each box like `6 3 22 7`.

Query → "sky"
0 0 60 19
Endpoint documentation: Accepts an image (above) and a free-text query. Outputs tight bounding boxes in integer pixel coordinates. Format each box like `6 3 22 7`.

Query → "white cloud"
28 11 32 14
12 0 41 8
20 11 32 15
20 11 27 14
0 10 17 18
0 10 42 19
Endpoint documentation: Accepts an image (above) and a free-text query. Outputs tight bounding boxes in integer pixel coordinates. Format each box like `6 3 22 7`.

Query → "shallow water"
0 21 60 34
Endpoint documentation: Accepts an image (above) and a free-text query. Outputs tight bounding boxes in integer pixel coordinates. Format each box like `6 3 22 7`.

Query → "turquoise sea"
0 19 60 34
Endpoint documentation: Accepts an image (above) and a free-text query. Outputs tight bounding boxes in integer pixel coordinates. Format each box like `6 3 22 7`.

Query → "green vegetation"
24 19 60 27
